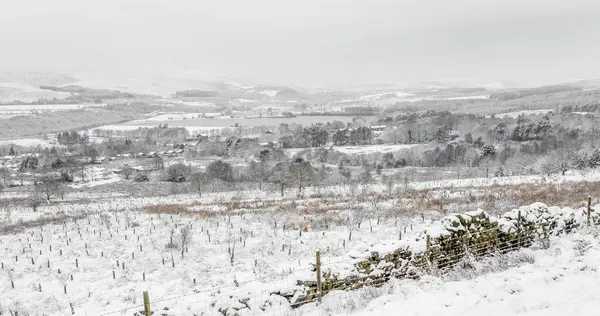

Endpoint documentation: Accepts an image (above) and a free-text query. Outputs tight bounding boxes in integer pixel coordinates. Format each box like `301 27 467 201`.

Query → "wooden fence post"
316 251 322 303
588 196 592 227
517 210 521 248
143 291 152 316
426 234 430 255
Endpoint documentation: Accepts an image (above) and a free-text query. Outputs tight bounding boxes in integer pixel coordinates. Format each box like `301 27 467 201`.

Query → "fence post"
517 210 521 248
143 291 152 316
588 196 592 227
425 234 430 255
316 251 322 304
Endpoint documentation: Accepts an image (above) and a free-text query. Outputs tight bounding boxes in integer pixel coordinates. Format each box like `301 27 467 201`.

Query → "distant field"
93 115 367 134
491 109 554 119
0 103 106 119
286 143 422 157
0 108 139 139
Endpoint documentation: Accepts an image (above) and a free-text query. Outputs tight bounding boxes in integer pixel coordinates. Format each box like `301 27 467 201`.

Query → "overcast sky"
1 0 600 87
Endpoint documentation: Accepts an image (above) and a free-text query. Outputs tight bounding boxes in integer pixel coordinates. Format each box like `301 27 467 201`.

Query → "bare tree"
153 156 165 171
179 225 192 259
248 160 270 190
189 172 209 197
121 166 134 180
28 190 44 212
453 163 463 180
270 163 289 197
351 201 367 230
56 181 68 200
382 174 394 198
0 203 12 224
227 229 236 266
287 158 316 193
100 214 112 230
38 175 59 203
344 213 355 241
552 149 576 176
0 167 9 188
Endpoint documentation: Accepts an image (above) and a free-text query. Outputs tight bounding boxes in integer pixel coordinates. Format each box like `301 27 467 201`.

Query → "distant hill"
174 90 219 98
39 85 136 100
0 71 78 87
557 79 600 90
489 85 582 101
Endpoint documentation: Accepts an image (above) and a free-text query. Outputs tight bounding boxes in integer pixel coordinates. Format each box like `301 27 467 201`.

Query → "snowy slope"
341 232 600 316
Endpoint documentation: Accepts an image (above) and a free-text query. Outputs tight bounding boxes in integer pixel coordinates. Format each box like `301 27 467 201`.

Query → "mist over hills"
0 68 598 105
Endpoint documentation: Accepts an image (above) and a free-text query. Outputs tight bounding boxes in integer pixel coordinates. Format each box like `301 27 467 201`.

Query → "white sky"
1 0 600 86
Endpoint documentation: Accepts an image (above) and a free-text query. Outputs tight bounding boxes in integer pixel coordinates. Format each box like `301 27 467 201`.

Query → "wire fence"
91 212 598 316
3 204 597 316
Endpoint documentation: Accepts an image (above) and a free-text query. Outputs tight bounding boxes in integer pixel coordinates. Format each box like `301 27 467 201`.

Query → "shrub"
60 171 74 183
134 173 149 182
121 166 135 180
206 160 234 182
165 163 190 182
28 191 44 212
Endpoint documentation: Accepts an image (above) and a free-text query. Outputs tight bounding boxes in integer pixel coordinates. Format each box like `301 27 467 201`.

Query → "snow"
359 91 414 101
572 112 594 116
490 109 554 119
260 90 279 97
89 124 147 131
410 169 600 190
1 182 600 315
478 82 505 90
344 233 600 316
444 95 489 100
235 98 259 103
0 103 105 119
4 164 600 315
0 104 106 111
227 82 256 90
0 83 71 102
0 190 426 315
287 144 419 157
180 101 215 107
334 144 419 155
0 138 56 148
68 174 121 188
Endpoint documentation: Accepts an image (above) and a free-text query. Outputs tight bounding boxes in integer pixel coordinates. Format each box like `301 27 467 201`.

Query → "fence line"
4 202 595 316
102 216 596 316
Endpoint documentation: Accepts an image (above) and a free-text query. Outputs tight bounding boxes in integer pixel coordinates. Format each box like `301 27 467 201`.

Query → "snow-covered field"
359 91 415 101
2 190 599 315
490 109 554 119
0 137 57 148
444 95 489 100
0 190 422 315
0 82 71 103
287 144 420 157
0 104 107 119
94 115 360 133
3 157 600 315
410 169 600 190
